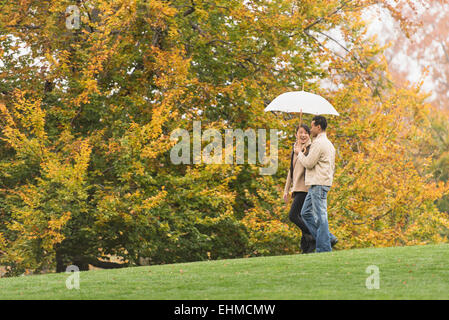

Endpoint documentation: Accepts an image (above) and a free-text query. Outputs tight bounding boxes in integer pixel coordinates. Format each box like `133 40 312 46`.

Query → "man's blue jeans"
300 185 336 252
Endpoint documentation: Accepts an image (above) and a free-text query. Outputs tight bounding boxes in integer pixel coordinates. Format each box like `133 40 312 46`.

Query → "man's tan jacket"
296 131 335 187
284 139 312 195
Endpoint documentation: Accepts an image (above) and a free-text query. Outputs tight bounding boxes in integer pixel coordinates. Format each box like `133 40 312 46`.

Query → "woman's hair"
290 124 311 180
296 124 310 135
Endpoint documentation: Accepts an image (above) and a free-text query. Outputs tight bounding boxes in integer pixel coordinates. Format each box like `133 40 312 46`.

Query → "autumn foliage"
0 0 448 275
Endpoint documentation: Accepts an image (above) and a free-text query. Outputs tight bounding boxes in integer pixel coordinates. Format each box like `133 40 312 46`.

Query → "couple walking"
283 115 338 253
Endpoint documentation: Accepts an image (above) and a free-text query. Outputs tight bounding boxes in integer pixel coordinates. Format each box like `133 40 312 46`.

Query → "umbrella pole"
300 82 304 124
301 83 304 124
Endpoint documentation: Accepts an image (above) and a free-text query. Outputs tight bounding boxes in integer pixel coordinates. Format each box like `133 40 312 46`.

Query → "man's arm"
296 143 321 169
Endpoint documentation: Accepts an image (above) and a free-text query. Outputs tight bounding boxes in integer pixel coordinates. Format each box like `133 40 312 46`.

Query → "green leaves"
1 0 448 275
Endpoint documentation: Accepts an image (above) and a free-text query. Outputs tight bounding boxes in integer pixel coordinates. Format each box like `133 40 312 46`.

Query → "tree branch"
4 24 41 30
441 41 449 64
86 257 128 269
315 30 366 69
303 0 351 32
189 20 206 36
304 29 378 97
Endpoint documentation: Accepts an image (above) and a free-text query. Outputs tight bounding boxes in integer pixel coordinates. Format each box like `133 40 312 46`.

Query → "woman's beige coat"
284 139 312 195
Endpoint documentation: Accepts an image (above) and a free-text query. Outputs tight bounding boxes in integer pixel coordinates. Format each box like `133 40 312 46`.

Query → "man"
295 115 337 252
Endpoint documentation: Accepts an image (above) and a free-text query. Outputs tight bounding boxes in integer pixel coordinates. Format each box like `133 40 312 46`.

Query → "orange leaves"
325 69 449 249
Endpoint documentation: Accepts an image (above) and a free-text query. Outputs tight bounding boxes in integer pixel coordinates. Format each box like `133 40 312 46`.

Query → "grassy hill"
1 244 449 299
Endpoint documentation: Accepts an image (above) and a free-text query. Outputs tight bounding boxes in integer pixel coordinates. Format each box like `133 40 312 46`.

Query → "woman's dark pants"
288 191 316 253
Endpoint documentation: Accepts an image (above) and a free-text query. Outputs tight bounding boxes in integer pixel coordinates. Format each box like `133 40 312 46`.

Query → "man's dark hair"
312 115 327 131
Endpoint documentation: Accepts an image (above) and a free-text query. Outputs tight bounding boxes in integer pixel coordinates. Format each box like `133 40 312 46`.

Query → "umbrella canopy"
264 90 339 116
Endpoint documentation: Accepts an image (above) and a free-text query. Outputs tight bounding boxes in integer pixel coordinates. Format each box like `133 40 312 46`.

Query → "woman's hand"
295 141 307 154
283 193 289 204
294 141 301 154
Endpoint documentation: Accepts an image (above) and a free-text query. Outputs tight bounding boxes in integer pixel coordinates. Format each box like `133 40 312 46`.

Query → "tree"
365 0 449 214
369 0 449 110
0 0 448 275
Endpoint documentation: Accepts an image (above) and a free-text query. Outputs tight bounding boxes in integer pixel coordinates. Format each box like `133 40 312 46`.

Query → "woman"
283 124 315 254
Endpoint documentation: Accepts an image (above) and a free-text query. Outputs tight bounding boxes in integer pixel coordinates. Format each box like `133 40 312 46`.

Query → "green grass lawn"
1 244 449 299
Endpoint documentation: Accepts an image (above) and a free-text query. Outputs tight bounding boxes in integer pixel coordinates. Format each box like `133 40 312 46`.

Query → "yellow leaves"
7 204 72 255
43 211 72 249
40 139 92 190
47 211 71 231
0 232 6 254
0 131 92 265
151 47 191 90
141 187 168 211
241 183 300 255
0 102 15 127
15 185 41 209
73 139 93 178
1 90 47 142
148 0 178 19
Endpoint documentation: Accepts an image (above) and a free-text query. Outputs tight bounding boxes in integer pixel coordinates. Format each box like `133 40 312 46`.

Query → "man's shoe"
331 238 338 248
306 240 316 253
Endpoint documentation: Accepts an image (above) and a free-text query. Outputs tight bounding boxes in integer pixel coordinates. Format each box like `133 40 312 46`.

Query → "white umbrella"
265 90 339 123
